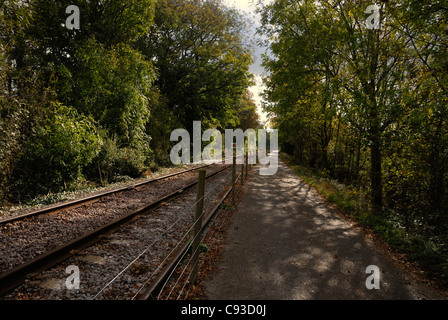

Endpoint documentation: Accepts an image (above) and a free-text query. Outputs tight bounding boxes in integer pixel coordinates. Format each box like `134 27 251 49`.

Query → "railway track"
0 163 213 225
0 163 235 298
137 170 241 300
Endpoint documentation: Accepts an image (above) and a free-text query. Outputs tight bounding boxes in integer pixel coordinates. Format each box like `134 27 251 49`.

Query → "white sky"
222 0 269 125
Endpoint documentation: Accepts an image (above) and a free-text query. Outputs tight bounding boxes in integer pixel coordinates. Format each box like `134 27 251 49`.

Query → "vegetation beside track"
281 153 448 290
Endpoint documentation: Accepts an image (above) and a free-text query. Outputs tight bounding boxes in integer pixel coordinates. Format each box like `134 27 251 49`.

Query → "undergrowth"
281 152 448 289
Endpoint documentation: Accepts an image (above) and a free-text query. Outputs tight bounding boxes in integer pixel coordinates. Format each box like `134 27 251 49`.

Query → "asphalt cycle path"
204 153 446 300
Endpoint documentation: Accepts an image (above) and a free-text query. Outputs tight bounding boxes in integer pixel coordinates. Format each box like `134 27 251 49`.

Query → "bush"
88 130 148 185
0 100 30 203
10 102 101 199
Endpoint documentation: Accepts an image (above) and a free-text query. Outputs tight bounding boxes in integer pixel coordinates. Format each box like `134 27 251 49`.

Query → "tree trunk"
367 29 383 214
355 136 361 186
429 121 444 216
370 140 382 213
370 119 383 214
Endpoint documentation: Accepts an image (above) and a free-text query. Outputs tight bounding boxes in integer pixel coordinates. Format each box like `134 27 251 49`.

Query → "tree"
389 0 448 216
137 0 253 133
12 103 101 196
234 90 261 131
1 0 158 200
259 0 411 213
0 0 257 203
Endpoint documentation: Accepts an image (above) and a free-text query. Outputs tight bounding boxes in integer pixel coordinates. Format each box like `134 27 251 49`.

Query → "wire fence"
165 194 235 300
91 162 242 300
156 165 247 300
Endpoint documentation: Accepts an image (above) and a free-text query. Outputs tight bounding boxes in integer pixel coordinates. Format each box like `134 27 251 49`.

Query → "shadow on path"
204 156 446 300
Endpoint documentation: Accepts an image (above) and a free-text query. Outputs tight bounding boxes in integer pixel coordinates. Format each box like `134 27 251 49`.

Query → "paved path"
204 156 446 299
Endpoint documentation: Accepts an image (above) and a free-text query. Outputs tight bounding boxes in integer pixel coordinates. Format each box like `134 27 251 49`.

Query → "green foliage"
219 202 235 211
263 0 448 287
228 90 260 130
73 38 154 147
188 240 209 254
258 0 448 221
282 153 448 287
259 0 416 212
137 0 253 131
11 103 101 198
0 0 255 205
0 100 29 202
83 129 148 185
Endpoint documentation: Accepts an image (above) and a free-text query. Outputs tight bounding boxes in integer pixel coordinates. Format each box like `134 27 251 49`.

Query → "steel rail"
0 163 213 225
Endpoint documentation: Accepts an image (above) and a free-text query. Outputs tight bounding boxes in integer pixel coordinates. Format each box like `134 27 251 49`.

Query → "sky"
222 0 270 125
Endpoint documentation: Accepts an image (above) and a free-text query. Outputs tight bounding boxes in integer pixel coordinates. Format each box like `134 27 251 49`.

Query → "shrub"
88 130 148 185
11 102 101 199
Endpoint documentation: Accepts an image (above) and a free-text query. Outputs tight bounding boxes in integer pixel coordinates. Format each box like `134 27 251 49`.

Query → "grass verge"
281 152 448 290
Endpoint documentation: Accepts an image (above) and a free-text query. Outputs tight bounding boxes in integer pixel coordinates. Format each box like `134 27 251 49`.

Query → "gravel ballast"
2 165 236 300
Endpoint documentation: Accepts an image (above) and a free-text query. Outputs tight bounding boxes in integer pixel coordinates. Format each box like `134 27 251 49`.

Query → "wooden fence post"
245 149 248 177
241 152 245 185
189 169 206 284
232 154 236 205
